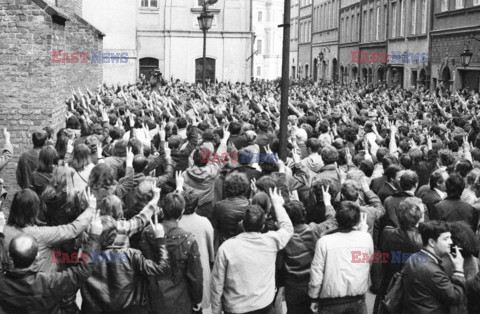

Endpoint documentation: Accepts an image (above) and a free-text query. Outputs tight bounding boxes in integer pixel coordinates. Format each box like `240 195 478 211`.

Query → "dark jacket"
377 181 398 204
401 250 466 314
313 164 341 193
432 197 479 231
230 134 248 150
171 127 198 172
370 175 387 195
80 238 170 314
211 196 250 250
16 148 40 189
0 235 100 314
140 223 203 314
416 185 442 217
280 205 337 306
381 191 414 231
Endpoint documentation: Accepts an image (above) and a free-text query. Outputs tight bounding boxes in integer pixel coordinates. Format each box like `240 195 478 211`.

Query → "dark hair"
321 145 339 164
36 145 58 173
8 189 40 228
9 234 38 269
193 148 210 168
255 176 277 194
284 200 306 225
445 173 465 199
336 201 361 230
182 189 199 215
177 117 188 129
385 164 403 182
99 215 118 248
430 170 446 190
98 195 123 219
306 138 322 153
382 155 399 170
359 160 374 177
70 143 91 172
418 220 450 246
229 121 242 135
448 221 479 257
311 178 340 204
399 154 413 170
376 147 389 163
251 192 272 214
133 155 149 173
243 205 265 232
55 129 69 159
400 170 419 191
224 172 249 198
163 193 185 220
88 163 115 189
128 138 143 156
455 160 473 178
32 130 48 148
398 197 424 230
109 127 123 141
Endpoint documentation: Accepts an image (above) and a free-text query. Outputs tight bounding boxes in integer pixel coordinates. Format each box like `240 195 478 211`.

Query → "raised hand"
89 206 103 236
222 124 231 142
250 178 257 194
321 185 331 206
357 212 368 233
0 212 5 233
3 128 10 143
269 187 285 208
164 142 171 159
126 147 134 167
149 213 165 238
175 171 185 192
67 138 75 154
85 187 97 210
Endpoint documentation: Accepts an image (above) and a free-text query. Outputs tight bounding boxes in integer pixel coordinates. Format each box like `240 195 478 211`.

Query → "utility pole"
279 0 291 161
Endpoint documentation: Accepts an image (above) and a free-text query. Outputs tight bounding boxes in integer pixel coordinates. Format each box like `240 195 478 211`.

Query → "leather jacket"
80 238 170 314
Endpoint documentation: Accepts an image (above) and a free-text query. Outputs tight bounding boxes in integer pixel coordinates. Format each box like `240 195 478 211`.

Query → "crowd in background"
0 74 479 314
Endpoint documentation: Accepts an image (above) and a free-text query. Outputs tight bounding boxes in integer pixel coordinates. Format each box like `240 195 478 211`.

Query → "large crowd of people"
0 74 480 314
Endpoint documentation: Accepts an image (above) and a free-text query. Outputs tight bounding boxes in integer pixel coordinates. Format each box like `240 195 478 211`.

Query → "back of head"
400 170 419 191
224 172 249 198
306 138 322 154
418 220 450 247
99 216 118 248
37 145 59 174
71 143 91 172
32 130 48 148
455 160 473 178
133 155 149 173
341 180 360 202
284 200 305 226
321 145 339 165
193 147 211 168
8 189 40 228
445 173 465 198
183 189 199 215
251 191 272 214
430 170 447 190
99 195 123 219
448 221 479 257
10 234 38 269
336 201 360 230
255 176 277 194
113 140 128 157
243 205 265 232
137 181 154 204
88 163 115 189
385 164 403 182
229 121 242 135
168 135 182 150
398 197 424 231
163 193 185 220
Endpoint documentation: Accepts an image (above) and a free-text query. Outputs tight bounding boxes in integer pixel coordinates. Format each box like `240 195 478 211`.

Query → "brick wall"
0 0 103 213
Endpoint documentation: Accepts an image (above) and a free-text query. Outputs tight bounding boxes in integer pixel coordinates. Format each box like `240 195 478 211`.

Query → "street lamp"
461 45 473 68
198 1 215 90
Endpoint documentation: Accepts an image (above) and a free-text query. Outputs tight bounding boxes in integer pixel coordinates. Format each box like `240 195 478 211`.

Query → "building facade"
338 0 361 84
83 0 253 84
312 0 340 82
298 0 313 79
430 0 480 91
252 0 284 80
290 0 300 78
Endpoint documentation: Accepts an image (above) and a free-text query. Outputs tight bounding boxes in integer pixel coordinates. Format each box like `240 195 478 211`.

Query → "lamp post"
197 2 214 90
461 45 473 68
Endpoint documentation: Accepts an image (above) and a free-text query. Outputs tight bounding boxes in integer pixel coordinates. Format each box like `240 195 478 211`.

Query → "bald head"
138 181 154 203
9 234 38 269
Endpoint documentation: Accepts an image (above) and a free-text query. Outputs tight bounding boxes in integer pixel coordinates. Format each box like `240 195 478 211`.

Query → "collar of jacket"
6 269 36 278
393 190 414 197
238 232 262 239
421 249 442 265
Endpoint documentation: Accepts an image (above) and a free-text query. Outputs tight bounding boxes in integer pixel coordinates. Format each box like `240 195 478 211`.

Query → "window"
258 11 263 22
141 0 157 7
475 0 480 6
356 12 360 41
328 1 332 29
411 0 416 35
333 0 336 27
257 39 262 54
363 11 367 42
441 0 448 11
341 17 344 42
421 0 427 33
400 0 405 36
257 66 261 76
351 14 355 42
456 0 464 9
376 6 380 41
370 9 374 41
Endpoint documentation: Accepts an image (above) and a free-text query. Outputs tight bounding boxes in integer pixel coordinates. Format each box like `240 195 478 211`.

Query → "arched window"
139 57 159 81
